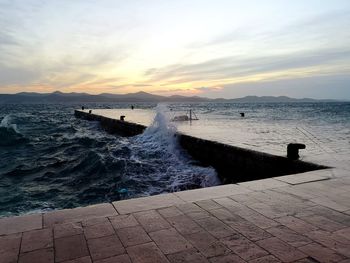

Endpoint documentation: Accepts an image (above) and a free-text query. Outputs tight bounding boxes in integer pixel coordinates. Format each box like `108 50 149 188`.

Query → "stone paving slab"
0 168 349 262
87 234 125 261
44 203 118 227
273 169 333 185
173 184 253 202
113 193 185 214
238 178 290 191
55 234 89 262
19 247 54 263
0 213 42 235
21 228 53 253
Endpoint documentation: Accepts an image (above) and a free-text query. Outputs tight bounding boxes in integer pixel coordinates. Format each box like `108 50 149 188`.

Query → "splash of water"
0 115 19 132
137 104 179 155
0 115 27 146
127 104 220 194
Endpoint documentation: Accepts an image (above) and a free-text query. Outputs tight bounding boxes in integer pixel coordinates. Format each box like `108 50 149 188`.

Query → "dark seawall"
75 110 327 183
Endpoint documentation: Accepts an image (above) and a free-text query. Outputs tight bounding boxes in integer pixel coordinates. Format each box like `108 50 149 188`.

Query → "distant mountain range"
0 91 341 103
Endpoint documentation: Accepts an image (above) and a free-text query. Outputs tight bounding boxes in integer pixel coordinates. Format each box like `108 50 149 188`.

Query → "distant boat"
172 109 199 121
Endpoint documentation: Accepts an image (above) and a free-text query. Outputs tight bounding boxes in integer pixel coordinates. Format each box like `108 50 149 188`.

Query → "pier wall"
178 134 325 183
75 110 145 136
75 110 326 183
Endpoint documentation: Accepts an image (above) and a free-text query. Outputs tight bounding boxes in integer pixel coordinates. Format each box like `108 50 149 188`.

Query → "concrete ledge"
0 213 42 235
113 193 185 214
75 109 328 183
331 168 350 178
75 110 146 136
238 178 290 191
43 203 118 227
173 184 252 202
274 168 333 185
178 133 329 183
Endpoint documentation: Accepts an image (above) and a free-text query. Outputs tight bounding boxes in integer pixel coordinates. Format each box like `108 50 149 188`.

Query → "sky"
0 0 350 99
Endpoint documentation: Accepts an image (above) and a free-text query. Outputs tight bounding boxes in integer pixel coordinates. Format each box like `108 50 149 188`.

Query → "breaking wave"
0 115 27 146
126 104 219 195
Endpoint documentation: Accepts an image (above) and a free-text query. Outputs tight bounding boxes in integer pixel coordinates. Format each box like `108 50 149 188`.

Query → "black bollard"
82 106 85 110
120 115 125 121
89 110 92 114
240 112 245 117
287 143 306 160
131 105 134 110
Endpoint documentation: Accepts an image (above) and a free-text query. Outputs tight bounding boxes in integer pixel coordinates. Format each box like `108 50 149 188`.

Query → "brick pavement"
1 168 349 263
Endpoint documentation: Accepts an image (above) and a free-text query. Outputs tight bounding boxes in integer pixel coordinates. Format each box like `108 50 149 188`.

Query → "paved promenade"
1 168 349 263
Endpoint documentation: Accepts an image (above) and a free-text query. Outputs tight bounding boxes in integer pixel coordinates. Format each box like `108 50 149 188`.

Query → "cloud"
165 9 350 89
0 31 18 46
130 84 153 87
188 27 253 48
0 0 134 91
0 1 349 98
149 86 222 96
189 9 350 49
214 73 350 100
195 86 223 92
144 47 350 85
0 65 42 87
152 88 190 93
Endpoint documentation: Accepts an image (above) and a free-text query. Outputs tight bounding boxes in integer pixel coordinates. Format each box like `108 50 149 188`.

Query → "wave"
127 104 220 195
0 115 27 146
0 115 19 132
0 104 219 216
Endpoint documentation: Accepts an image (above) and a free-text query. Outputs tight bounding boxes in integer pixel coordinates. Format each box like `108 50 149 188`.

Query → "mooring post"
287 143 306 160
120 115 125 121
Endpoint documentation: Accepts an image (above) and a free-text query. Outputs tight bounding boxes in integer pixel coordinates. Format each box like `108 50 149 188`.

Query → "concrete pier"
75 110 146 137
74 109 326 183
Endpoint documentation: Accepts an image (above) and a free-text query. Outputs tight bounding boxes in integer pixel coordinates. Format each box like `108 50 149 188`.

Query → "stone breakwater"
74 110 327 183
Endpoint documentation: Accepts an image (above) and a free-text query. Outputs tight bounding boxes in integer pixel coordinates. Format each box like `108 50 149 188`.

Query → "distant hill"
0 91 340 103
227 96 325 103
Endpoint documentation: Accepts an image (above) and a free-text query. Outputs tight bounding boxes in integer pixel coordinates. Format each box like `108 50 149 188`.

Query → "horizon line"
0 90 346 101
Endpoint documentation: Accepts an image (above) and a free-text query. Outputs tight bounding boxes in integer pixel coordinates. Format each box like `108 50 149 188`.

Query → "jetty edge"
74 109 327 183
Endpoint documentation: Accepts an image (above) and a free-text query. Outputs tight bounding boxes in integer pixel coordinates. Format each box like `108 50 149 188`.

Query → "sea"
0 102 349 217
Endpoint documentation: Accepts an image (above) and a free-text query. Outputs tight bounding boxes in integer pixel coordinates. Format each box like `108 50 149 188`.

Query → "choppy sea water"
0 103 219 217
0 102 349 217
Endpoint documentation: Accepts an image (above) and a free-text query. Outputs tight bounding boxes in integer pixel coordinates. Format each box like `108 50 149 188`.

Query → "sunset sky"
0 0 349 99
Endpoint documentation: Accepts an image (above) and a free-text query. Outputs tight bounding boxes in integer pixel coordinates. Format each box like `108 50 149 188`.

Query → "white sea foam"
130 104 220 193
0 115 19 133
137 104 178 155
